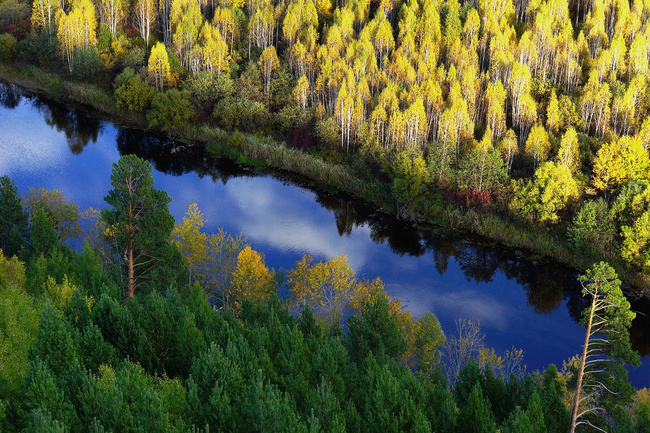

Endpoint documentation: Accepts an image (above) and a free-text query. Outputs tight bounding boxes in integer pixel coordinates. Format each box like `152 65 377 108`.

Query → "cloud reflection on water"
0 103 69 175
224 179 372 271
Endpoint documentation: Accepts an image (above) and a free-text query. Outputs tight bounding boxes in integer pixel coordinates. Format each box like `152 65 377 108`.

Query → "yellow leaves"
31 0 59 33
258 45 280 97
288 254 356 324
44 275 77 309
0 253 25 290
485 80 507 141
293 75 310 109
55 0 97 71
525 124 550 168
592 135 650 193
213 6 239 50
199 23 230 76
148 42 173 91
313 0 331 18
556 127 579 172
231 246 274 314
620 210 650 270
477 126 493 153
172 203 249 308
546 89 560 135
98 0 125 34
478 347 504 371
171 203 208 281
498 128 518 173
511 162 580 224
23 187 82 243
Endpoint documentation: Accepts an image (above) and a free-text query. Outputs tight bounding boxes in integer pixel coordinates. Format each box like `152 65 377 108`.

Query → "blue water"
1 83 647 388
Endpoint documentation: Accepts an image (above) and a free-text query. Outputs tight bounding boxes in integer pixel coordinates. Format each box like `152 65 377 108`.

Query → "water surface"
1 83 647 387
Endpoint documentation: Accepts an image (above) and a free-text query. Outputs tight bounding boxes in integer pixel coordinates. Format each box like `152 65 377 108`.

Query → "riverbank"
2 64 649 296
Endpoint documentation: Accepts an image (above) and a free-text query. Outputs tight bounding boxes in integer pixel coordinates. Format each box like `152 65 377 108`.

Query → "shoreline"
2 64 649 298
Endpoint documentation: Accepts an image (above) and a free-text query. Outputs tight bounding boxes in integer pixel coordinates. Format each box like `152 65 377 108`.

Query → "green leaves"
568 198 614 255
102 154 175 297
570 262 639 431
511 162 580 224
114 67 155 112
391 152 430 204
147 88 195 131
0 175 28 254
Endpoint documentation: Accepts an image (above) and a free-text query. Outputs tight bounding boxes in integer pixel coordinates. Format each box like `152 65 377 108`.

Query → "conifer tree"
569 262 639 433
0 175 27 253
101 155 175 298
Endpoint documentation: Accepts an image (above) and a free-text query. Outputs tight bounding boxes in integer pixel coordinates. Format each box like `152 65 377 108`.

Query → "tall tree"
511 162 580 224
134 0 157 47
171 203 248 308
0 175 28 253
31 0 59 34
171 0 202 69
22 187 82 244
525 125 551 170
148 42 173 91
569 262 639 433
55 0 97 71
98 0 124 34
287 254 368 326
101 155 175 298
199 24 230 76
556 127 580 173
231 246 274 314
592 135 650 195
258 45 279 99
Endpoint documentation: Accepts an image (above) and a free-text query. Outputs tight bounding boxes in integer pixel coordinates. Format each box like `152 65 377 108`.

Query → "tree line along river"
0 82 648 388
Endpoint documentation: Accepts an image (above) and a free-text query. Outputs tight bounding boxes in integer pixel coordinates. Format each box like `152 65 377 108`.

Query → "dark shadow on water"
0 83 22 108
30 98 102 154
115 128 252 184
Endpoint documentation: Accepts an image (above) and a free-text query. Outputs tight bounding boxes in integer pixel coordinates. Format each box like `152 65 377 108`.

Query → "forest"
1 0 650 284
0 157 648 432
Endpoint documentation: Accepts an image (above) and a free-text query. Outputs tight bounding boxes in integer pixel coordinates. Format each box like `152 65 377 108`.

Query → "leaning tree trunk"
569 288 597 433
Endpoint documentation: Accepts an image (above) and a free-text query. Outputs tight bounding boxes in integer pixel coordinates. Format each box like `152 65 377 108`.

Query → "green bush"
0 33 17 62
114 67 155 112
183 71 234 112
213 96 271 132
16 33 58 67
568 198 614 255
71 46 102 81
315 117 340 147
147 88 195 131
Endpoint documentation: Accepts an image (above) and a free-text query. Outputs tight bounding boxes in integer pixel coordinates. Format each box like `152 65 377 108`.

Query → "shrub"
0 33 17 62
213 96 271 133
147 88 195 131
114 67 155 112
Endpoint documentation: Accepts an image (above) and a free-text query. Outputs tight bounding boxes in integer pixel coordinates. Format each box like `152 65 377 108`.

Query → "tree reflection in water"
31 98 102 154
0 83 22 108
115 128 250 185
0 83 101 154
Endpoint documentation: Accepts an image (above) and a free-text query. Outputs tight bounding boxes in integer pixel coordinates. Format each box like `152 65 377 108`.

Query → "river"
0 82 648 388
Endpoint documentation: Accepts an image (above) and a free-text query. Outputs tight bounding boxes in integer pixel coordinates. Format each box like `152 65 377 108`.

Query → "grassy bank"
2 64 649 296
